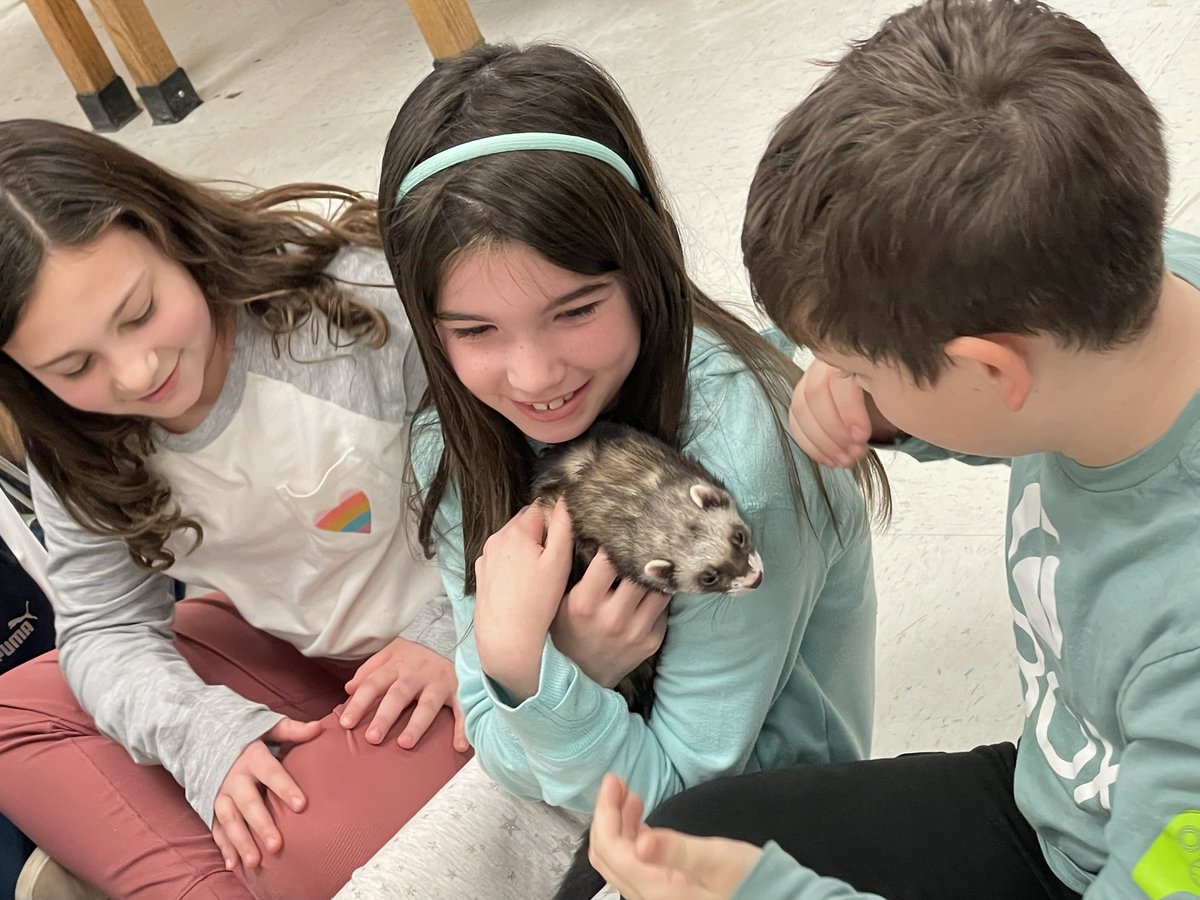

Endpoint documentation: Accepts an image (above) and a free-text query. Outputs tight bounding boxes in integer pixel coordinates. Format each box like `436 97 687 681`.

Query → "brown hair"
744 0 1170 384
0 118 386 568
379 43 888 593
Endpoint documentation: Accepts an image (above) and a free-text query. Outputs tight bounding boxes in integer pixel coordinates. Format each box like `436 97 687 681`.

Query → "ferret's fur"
532 421 763 717
540 422 764 900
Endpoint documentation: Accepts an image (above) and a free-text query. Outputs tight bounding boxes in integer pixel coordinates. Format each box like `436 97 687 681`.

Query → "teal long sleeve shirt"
412 328 878 815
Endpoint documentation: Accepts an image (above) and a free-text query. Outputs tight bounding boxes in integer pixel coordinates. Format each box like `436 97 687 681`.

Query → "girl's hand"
789 361 898 468
551 551 669 688
340 637 469 752
473 500 574 703
589 774 762 900
211 718 323 870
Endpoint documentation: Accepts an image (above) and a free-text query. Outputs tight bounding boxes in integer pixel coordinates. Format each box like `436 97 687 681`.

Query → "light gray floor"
2 0 1198 759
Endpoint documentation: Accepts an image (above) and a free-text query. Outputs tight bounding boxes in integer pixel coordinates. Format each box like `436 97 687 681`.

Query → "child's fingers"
344 652 386 694
238 791 283 857
211 820 238 871
828 370 873 445
620 780 645 836
787 401 827 463
340 681 382 729
364 681 418 745
792 383 858 466
802 371 856 449
590 775 670 900
635 826 691 868
789 399 847 466
578 549 618 599
450 695 469 752
255 751 307 816
542 498 575 569
512 503 546 541
639 829 763 896
395 692 443 749
629 590 670 646
264 717 324 746
591 773 628 846
214 800 262 868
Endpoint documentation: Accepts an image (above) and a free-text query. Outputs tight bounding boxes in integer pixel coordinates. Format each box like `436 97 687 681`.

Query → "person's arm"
1080 647 1200 899
590 773 884 900
733 844 884 900
31 467 284 825
887 436 1008 467
789 359 1006 467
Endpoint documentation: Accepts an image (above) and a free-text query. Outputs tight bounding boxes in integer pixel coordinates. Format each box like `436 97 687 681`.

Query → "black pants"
644 743 1080 900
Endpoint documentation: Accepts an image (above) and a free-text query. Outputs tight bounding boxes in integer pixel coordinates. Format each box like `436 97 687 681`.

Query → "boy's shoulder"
1165 228 1200 284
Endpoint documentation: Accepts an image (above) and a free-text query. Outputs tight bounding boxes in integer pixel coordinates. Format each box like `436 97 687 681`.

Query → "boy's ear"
943 335 1033 412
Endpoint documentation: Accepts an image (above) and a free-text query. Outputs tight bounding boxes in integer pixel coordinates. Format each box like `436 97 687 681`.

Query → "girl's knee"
0 652 94 735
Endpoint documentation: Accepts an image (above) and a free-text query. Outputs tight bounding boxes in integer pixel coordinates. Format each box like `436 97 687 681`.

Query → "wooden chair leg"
24 0 139 131
405 0 483 63
87 0 201 124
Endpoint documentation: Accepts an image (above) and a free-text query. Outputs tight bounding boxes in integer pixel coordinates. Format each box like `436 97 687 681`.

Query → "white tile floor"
1 0 1197 760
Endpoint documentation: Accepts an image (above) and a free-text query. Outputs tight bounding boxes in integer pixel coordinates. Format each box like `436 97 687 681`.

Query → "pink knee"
244 706 471 899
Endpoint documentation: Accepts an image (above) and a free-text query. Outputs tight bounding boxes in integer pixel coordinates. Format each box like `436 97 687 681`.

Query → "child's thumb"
267 717 324 745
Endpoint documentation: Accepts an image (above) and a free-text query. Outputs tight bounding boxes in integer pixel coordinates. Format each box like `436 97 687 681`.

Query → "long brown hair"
743 0 1169 385
379 44 888 594
0 118 387 568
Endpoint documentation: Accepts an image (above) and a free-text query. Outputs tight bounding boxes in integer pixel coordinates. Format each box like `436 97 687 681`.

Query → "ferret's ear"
690 484 727 510
643 559 674 586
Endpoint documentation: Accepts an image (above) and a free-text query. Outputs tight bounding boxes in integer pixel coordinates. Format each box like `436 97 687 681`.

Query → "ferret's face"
641 483 764 596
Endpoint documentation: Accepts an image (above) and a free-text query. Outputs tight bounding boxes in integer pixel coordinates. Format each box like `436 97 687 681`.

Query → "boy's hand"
551 551 669 688
589 773 762 900
212 717 323 870
341 637 469 752
789 361 897 467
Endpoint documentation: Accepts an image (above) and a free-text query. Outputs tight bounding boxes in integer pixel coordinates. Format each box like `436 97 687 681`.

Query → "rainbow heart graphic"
315 489 372 534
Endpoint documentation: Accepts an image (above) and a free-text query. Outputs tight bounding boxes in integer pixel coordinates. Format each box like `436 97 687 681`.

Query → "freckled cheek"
572 326 638 375
444 346 504 398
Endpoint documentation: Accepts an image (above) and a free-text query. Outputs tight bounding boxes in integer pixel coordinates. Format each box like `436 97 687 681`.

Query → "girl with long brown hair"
378 43 888 894
0 119 470 899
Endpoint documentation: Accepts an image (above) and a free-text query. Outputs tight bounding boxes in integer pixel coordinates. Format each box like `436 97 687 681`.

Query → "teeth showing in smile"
530 390 576 412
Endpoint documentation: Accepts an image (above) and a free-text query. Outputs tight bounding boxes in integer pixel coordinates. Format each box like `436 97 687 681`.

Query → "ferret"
531 421 764 717
538 422 764 900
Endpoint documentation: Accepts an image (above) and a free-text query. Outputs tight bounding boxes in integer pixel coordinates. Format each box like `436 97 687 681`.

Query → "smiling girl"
376 43 888 882
0 119 470 899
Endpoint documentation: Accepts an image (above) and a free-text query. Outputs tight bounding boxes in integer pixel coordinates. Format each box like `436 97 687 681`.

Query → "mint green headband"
395 132 641 201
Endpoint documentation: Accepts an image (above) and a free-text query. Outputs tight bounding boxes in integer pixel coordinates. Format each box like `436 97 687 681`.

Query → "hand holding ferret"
588 773 762 900
474 499 575 702
551 551 669 689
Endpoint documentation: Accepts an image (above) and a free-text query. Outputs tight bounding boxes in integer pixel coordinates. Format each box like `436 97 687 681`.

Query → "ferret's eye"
699 570 719 587
731 528 747 548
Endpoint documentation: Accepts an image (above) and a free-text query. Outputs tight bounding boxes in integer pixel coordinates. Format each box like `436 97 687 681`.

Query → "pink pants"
0 595 472 899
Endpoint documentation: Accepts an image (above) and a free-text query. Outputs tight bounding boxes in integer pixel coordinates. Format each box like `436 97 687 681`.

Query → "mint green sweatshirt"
731 230 1200 899
412 328 877 814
